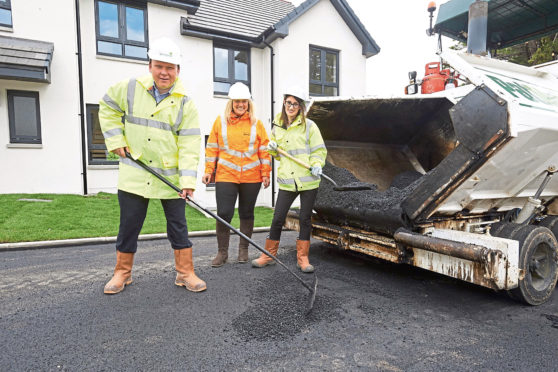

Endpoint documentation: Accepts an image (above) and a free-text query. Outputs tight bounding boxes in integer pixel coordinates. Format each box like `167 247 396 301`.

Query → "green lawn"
0 193 273 243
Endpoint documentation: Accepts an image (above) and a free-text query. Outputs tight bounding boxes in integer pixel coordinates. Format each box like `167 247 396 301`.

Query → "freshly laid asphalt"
1 231 557 371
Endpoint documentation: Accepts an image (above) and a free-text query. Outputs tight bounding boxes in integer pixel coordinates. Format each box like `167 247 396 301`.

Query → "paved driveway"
1 231 557 371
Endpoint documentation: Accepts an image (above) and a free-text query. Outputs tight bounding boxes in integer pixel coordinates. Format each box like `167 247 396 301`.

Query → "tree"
493 33 558 66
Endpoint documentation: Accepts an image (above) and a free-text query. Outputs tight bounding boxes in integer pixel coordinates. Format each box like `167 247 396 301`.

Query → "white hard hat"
283 86 309 102
228 82 252 100
148 37 182 65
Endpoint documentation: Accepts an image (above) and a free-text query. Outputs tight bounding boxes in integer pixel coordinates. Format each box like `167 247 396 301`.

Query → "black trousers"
116 190 192 253
269 188 318 241
215 182 261 223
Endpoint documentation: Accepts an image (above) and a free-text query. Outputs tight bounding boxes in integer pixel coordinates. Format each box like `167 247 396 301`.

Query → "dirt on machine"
286 1 558 306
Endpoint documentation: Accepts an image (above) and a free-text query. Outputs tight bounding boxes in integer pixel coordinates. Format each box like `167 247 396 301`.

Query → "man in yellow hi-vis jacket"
99 37 206 295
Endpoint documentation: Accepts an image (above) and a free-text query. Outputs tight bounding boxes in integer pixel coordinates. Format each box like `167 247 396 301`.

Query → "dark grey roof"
182 0 293 41
181 0 380 57
0 35 54 83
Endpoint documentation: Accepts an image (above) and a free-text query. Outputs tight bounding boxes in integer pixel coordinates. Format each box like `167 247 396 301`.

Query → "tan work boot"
238 218 254 263
296 240 314 273
104 251 134 294
251 238 279 268
174 248 207 292
211 222 229 267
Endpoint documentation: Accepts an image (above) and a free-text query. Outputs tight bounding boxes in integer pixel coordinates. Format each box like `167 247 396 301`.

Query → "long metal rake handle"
124 151 315 294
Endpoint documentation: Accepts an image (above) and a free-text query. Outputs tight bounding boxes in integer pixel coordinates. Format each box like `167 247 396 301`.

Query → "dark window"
0 0 12 27
204 135 216 187
87 104 119 165
309 46 339 96
213 44 250 95
8 90 41 144
95 0 148 60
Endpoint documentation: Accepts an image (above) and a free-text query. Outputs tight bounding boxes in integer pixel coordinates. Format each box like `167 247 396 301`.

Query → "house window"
213 44 250 95
95 0 148 60
309 46 339 96
0 0 12 27
8 90 42 144
87 104 119 165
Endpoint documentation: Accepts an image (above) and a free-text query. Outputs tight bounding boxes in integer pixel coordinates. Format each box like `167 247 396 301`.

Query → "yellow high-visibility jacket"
268 113 327 192
99 74 200 199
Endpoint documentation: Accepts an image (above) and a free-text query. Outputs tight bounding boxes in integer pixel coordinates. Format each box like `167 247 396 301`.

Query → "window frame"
7 90 42 144
212 43 251 95
94 0 149 61
0 0 13 28
309 45 340 97
86 104 119 165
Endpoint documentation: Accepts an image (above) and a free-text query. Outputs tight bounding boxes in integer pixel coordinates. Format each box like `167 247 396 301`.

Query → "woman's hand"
262 176 270 188
201 173 212 184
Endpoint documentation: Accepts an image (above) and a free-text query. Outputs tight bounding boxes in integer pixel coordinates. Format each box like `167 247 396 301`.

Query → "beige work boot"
211 222 229 267
174 248 207 292
296 240 314 273
104 251 134 294
238 218 254 263
251 238 279 268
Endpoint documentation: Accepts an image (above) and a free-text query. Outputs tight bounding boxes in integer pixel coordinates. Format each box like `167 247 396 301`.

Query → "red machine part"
421 62 458 94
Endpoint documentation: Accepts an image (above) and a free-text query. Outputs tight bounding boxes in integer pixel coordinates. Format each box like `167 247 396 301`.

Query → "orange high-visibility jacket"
205 113 271 183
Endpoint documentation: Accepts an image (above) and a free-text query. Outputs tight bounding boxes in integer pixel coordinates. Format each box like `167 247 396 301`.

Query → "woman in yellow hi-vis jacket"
203 83 271 267
252 87 327 273
98 38 206 295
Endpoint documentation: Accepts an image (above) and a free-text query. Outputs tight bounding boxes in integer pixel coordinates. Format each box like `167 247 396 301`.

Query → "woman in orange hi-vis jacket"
202 82 271 267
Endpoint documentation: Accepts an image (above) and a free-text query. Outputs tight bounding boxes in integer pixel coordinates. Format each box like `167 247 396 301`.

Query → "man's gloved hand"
310 165 322 177
267 141 278 151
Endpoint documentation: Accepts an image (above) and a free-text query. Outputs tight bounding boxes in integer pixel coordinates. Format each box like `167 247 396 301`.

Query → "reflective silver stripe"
220 114 258 159
179 169 197 177
102 94 124 113
206 142 218 148
260 159 271 166
287 148 309 156
259 146 267 151
126 115 173 131
243 160 261 171
248 120 257 153
277 177 295 184
121 157 178 176
218 158 242 172
310 143 326 152
205 156 217 162
305 120 311 154
177 128 200 136
221 147 258 158
310 154 324 162
103 128 123 139
127 78 136 116
221 115 229 149
300 175 319 182
173 96 190 133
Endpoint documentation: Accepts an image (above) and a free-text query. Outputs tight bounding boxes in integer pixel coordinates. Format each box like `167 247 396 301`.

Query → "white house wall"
268 0 368 206
272 0 367 116
81 2 272 208
2 0 370 211
0 0 82 194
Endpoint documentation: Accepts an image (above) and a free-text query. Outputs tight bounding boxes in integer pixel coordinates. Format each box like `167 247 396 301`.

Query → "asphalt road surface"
1 231 557 371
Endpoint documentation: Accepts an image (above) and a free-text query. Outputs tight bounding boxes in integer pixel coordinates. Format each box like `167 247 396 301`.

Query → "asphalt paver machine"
286 0 558 305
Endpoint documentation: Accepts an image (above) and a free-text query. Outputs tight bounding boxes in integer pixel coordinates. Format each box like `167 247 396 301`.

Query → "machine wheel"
537 216 558 239
489 221 508 237
493 222 523 239
508 225 558 305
